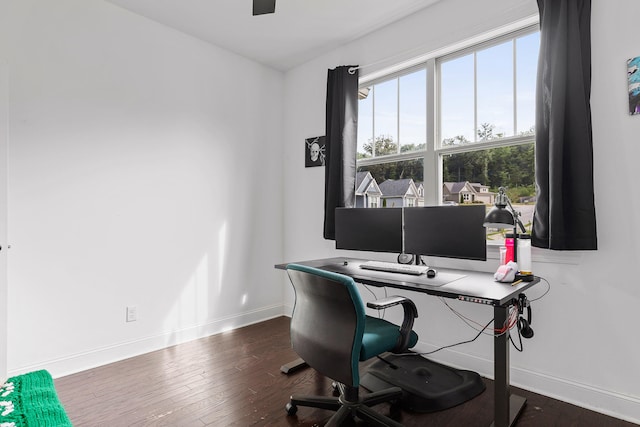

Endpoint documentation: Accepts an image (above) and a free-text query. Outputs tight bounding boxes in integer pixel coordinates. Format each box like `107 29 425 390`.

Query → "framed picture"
628 55 640 115
305 136 326 167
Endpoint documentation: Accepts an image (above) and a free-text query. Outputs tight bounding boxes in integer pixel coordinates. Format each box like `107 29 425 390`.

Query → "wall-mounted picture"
628 55 640 115
305 136 326 167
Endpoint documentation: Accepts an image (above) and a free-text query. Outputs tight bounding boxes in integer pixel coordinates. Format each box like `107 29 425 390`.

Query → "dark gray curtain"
532 0 597 250
323 66 359 240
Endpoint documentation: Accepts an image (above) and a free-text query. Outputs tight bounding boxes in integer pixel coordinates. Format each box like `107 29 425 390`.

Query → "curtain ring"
348 66 357 75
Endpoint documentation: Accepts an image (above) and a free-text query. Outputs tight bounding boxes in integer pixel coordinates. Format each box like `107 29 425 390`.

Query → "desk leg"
491 305 526 427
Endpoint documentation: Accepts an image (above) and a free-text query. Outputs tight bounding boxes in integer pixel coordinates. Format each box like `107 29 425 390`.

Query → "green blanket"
0 370 72 427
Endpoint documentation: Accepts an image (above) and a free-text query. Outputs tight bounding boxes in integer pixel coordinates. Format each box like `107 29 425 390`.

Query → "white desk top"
277 257 539 307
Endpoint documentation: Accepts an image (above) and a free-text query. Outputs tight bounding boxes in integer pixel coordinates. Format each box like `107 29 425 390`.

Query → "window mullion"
513 39 517 135
425 58 438 206
397 77 401 154
473 52 478 143
371 86 376 157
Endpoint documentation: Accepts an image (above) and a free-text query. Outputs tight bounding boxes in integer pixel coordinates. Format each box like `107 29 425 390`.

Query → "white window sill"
486 243 582 265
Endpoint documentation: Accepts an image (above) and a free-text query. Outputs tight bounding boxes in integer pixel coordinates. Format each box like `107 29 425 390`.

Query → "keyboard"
359 260 429 276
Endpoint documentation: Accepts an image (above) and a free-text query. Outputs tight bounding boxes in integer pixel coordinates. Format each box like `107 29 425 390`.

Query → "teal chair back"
286 264 366 387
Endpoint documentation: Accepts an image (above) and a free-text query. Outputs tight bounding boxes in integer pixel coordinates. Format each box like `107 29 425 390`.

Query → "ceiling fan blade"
253 0 276 16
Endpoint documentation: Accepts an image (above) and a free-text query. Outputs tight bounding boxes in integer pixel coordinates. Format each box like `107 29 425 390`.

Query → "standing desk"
276 257 540 427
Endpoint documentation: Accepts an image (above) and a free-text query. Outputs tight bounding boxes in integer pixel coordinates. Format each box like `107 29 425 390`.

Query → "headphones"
517 293 534 339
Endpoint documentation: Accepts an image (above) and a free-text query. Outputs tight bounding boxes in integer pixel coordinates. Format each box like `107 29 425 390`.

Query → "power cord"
392 317 494 357
365 275 551 354
363 284 388 318
401 275 551 355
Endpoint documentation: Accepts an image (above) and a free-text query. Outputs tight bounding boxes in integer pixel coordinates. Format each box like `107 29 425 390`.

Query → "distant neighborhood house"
443 181 495 205
356 173 495 207
355 171 383 208
378 178 423 207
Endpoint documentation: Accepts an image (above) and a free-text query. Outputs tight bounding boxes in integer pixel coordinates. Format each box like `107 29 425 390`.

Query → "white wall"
0 1 9 383
0 61 8 385
283 0 640 423
3 0 284 377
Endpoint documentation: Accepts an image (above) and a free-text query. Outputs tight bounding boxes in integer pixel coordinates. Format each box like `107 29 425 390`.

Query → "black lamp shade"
483 206 515 229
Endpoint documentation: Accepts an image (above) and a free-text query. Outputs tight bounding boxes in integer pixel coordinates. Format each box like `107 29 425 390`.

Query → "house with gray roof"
378 178 423 207
355 171 383 208
443 181 495 204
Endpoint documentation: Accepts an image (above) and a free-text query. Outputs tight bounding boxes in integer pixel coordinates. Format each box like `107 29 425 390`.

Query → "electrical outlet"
126 306 137 322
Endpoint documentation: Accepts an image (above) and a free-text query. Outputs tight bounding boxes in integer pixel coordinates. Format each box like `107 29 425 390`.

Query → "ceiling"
104 0 443 71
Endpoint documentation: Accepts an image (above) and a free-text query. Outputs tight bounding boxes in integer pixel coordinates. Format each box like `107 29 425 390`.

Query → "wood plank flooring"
55 316 636 426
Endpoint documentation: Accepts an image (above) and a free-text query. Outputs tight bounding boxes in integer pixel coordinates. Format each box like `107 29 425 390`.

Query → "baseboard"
283 303 293 317
510 365 640 425
8 304 286 379
413 343 640 425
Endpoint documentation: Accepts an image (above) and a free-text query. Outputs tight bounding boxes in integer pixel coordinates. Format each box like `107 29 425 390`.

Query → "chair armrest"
367 296 418 353
367 296 414 311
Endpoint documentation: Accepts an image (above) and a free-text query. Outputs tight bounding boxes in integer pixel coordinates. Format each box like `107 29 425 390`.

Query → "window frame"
357 23 539 208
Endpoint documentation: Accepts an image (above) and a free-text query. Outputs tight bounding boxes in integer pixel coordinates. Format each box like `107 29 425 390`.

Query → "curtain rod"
348 53 408 75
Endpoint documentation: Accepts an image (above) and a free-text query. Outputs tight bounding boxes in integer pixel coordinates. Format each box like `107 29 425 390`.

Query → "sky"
357 31 540 155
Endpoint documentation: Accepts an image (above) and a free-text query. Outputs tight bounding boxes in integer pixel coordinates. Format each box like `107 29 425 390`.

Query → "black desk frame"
277 257 540 427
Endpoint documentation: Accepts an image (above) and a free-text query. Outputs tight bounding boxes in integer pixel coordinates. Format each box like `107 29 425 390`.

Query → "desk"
276 257 540 427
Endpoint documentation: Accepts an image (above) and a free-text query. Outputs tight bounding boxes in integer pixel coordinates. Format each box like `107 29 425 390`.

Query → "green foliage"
359 135 424 183
358 130 535 194
359 159 424 184
362 135 398 157
443 144 534 193
505 185 536 202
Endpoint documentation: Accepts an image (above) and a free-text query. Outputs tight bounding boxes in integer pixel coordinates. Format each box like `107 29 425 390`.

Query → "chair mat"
360 353 485 413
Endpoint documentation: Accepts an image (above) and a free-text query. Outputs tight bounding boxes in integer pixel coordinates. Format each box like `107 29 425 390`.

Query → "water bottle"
517 234 532 275
504 234 515 264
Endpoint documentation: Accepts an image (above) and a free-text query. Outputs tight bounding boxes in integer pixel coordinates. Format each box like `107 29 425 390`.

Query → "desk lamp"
483 187 532 281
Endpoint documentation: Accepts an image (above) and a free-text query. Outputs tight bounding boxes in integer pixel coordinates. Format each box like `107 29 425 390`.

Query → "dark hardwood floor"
56 316 635 426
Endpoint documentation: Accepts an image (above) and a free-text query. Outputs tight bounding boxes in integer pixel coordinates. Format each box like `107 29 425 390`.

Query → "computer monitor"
403 205 487 261
335 207 403 253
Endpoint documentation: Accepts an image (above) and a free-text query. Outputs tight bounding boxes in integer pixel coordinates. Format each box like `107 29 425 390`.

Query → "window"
357 25 539 243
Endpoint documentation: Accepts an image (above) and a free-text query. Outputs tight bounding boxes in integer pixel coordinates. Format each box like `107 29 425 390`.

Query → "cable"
529 276 551 302
363 284 379 300
363 284 389 318
438 297 518 337
371 276 551 354
510 323 524 352
399 317 495 356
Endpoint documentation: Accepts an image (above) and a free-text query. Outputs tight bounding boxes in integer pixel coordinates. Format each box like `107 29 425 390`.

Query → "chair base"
285 382 404 427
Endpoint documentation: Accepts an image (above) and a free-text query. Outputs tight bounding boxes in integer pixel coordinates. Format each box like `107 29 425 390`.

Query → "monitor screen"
335 208 403 253
403 205 487 261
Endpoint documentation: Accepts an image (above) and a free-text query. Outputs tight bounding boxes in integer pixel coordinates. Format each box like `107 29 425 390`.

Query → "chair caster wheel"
285 402 298 415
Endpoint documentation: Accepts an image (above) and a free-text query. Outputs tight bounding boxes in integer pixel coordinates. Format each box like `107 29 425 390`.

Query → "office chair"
285 264 419 427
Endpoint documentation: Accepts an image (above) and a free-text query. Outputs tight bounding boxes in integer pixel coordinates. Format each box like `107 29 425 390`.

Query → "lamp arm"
505 197 527 233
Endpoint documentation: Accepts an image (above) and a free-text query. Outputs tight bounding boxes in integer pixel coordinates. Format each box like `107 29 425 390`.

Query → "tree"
358 135 424 183
357 128 535 199
362 135 398 157
359 159 423 184
443 142 534 196
478 122 504 141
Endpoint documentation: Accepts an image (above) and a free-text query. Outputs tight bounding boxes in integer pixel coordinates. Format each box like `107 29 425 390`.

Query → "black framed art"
305 136 326 167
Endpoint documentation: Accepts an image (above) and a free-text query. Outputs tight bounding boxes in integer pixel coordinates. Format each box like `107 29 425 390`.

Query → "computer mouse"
427 268 437 278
